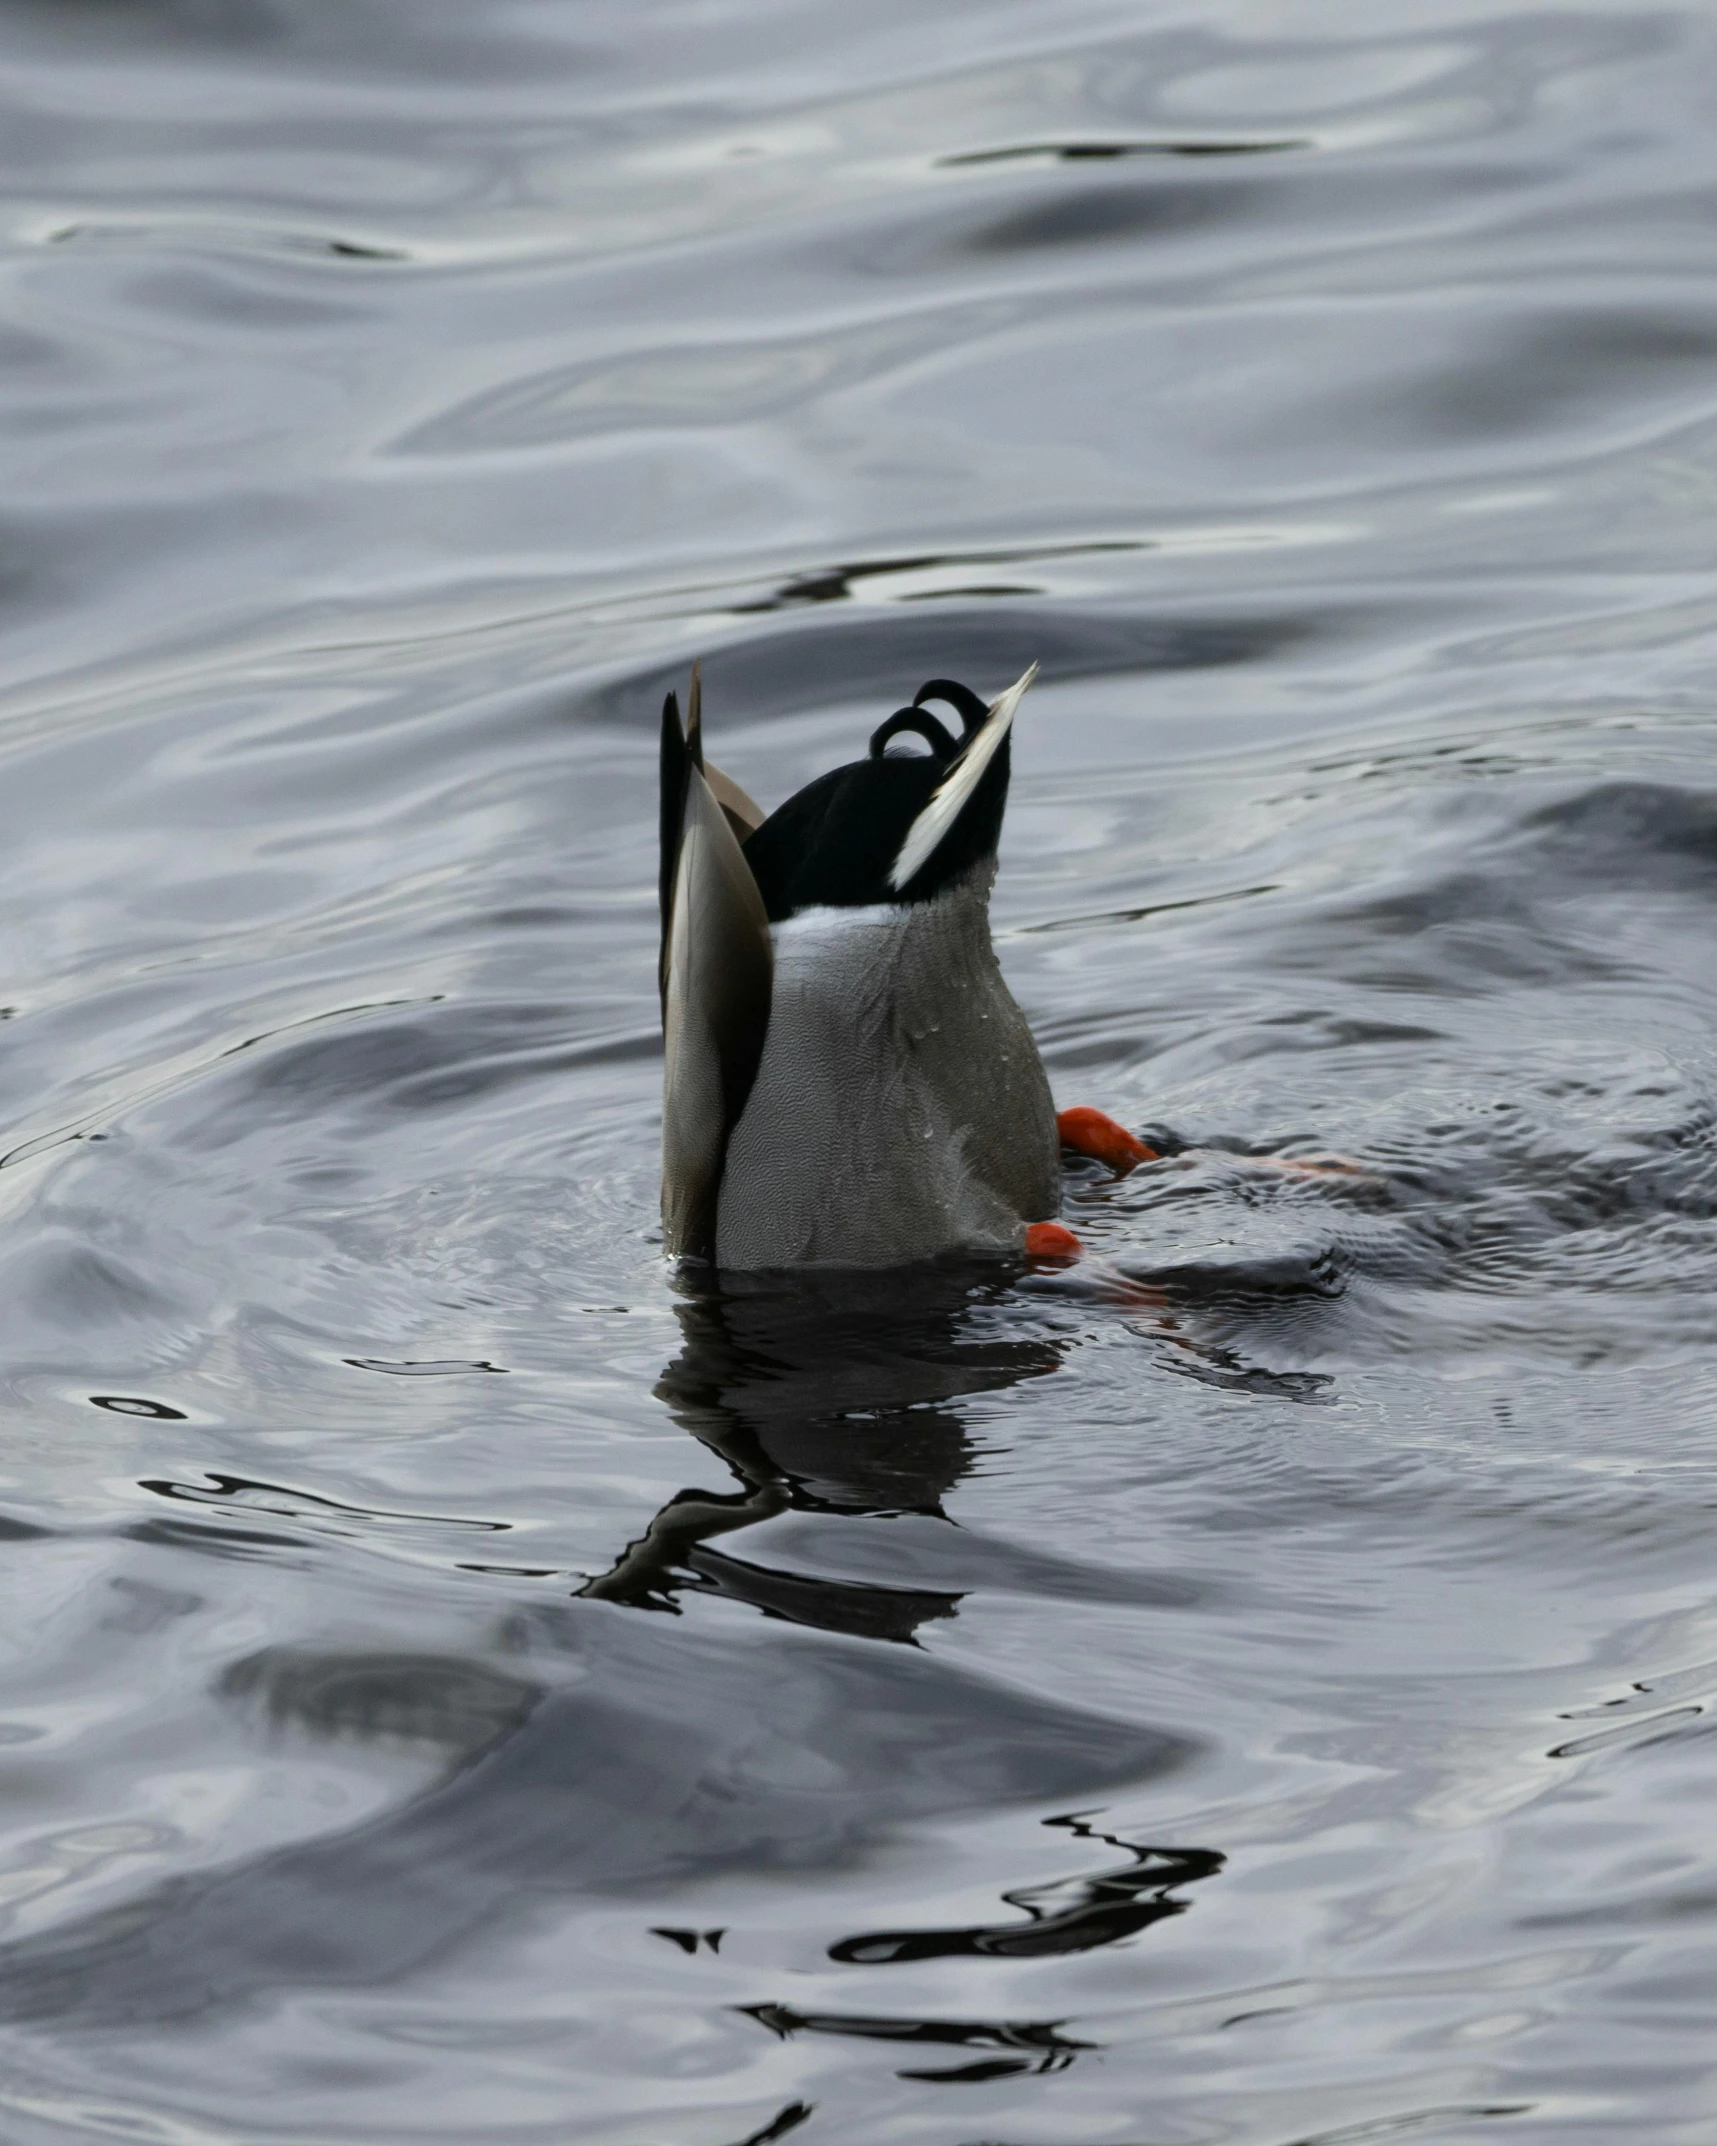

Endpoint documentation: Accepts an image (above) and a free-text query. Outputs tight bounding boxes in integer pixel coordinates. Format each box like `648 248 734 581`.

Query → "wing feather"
661 692 773 1263
703 761 766 839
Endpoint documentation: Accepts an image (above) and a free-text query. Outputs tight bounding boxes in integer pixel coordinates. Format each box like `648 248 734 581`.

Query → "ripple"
42 220 410 264
741 2001 1091 2081
830 1824 1223 1963
939 137 1311 167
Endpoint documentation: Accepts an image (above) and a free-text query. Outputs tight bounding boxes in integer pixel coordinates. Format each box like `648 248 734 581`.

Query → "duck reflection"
580 1260 1065 1641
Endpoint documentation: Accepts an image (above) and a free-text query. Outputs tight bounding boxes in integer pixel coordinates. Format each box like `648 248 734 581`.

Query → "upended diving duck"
660 661 1152 1268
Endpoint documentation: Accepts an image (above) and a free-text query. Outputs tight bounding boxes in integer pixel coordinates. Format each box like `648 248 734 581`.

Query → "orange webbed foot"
1238 1153 1372 1183
1024 1220 1083 1263
1056 1106 1158 1177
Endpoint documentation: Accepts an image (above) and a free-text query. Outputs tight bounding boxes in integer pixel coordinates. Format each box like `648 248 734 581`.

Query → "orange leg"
1034 1109 1368 1271
1061 1107 1368 1184
1057 1106 1158 1176
1028 1108 1158 1263
1240 1154 1369 1181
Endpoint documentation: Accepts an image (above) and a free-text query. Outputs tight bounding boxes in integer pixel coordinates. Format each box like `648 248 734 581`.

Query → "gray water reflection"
0 1274 1196 2041
2 1 1717 2141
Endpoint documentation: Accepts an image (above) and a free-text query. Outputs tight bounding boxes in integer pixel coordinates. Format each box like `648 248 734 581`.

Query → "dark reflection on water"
582 1267 1060 1632
938 138 1311 166
743 2000 1091 2082
2 0 1717 2138
829 1818 1224 1964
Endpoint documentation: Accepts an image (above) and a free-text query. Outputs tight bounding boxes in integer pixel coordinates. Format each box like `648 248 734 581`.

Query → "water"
1 2 1715 2138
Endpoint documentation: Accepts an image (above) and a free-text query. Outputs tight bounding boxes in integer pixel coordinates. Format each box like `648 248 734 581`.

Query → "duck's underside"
715 877 1059 1268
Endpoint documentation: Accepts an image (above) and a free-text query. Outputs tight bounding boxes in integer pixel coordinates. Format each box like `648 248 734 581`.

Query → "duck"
659 662 1153 1269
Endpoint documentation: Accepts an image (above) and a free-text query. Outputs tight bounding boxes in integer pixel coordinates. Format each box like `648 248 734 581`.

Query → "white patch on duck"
714 871 1058 1269
889 662 1037 891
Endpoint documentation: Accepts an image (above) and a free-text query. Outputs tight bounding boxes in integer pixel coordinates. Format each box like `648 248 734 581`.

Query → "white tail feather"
887 662 1038 893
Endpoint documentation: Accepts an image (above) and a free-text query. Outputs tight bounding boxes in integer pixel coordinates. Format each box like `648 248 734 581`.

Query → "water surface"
1 3 1715 2140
